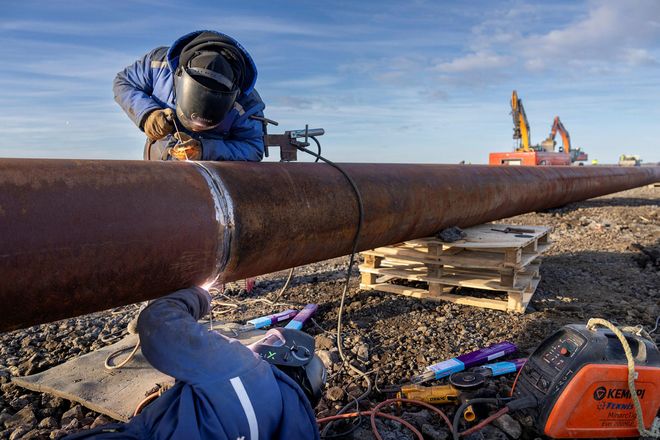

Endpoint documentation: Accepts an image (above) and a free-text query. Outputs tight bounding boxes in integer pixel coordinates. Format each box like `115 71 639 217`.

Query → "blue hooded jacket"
113 31 265 161
65 288 320 440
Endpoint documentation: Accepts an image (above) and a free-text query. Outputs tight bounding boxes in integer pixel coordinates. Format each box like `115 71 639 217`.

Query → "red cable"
370 398 454 436
460 407 509 437
317 410 423 440
317 398 454 440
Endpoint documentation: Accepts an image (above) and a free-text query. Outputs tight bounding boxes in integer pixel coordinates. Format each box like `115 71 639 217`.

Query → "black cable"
452 397 508 440
293 144 369 437
310 135 322 163
320 413 363 439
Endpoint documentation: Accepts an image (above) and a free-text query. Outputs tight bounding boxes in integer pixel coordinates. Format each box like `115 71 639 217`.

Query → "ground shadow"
543 197 658 214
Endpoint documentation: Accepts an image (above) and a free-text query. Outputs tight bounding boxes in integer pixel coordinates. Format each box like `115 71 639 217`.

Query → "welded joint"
191 162 235 284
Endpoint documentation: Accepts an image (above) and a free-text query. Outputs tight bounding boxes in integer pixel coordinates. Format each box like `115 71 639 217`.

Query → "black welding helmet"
249 328 327 407
174 33 247 131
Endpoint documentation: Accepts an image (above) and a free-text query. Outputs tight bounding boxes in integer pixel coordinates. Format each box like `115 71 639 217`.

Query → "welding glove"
143 108 175 140
170 132 203 161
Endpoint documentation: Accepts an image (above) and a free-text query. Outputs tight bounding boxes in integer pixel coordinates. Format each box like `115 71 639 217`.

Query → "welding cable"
650 315 660 335
317 398 454 440
586 318 660 438
104 340 141 370
100 331 126 344
133 390 160 416
310 135 322 162
451 397 506 440
133 385 172 416
459 407 509 437
318 395 364 439
370 398 453 438
451 396 536 440
269 267 295 303
318 410 423 440
293 143 373 436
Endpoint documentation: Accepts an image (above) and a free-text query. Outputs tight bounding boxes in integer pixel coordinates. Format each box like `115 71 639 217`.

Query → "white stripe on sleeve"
230 376 259 440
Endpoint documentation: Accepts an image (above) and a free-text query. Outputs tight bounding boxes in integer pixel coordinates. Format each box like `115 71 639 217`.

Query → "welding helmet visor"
249 328 327 407
174 47 240 132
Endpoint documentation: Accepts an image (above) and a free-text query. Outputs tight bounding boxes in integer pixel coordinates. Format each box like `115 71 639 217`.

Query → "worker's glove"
143 108 175 140
170 132 203 161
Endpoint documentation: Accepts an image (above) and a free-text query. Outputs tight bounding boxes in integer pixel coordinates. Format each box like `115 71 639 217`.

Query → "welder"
113 30 265 161
65 287 325 439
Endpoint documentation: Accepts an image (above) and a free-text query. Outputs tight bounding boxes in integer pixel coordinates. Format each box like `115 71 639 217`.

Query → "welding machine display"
512 324 660 438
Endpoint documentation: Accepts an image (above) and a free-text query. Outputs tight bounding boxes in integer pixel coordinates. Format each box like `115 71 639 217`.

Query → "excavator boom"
511 90 531 152
547 116 571 153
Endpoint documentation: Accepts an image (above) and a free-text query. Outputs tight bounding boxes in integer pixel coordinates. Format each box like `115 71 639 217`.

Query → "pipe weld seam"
191 162 234 283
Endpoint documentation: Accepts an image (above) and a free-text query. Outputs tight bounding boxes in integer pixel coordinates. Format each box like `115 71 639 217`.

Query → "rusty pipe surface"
1 159 658 332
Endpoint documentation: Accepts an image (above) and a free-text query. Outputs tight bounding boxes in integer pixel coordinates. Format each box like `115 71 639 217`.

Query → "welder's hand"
170 132 202 161
143 108 174 140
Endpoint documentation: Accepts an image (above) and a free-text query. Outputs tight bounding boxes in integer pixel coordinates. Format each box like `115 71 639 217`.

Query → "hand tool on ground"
490 227 536 234
285 303 318 330
411 341 517 384
228 309 298 335
384 383 462 405
383 383 499 422
449 358 527 389
251 304 319 349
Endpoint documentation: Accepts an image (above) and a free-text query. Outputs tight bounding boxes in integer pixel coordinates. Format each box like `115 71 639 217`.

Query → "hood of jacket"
167 30 258 95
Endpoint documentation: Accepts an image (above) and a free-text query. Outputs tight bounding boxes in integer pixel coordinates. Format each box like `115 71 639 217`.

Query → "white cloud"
519 0 660 69
0 19 150 36
268 75 340 89
437 0 660 77
434 51 512 73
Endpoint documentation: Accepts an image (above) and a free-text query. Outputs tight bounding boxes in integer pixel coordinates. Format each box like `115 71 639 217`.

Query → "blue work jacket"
113 30 265 161
65 288 320 440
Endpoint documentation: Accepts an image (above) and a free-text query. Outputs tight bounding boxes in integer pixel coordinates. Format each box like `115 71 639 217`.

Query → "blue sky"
1 0 659 164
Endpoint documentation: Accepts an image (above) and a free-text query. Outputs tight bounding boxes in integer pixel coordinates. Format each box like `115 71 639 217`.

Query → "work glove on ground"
170 132 203 161
143 108 175 140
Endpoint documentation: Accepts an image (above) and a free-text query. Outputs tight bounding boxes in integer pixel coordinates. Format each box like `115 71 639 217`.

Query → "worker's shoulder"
143 46 170 68
235 89 265 116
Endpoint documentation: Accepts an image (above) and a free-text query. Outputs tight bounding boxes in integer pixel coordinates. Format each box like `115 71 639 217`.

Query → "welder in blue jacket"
113 30 265 162
66 287 325 439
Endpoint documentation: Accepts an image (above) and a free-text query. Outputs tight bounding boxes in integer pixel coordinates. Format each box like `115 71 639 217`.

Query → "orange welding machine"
512 324 659 438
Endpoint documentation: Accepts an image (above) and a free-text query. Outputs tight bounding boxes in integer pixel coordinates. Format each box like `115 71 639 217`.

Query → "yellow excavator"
511 90 532 152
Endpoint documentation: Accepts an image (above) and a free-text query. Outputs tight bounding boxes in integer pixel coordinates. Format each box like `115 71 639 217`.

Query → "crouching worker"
66 287 325 439
114 30 266 162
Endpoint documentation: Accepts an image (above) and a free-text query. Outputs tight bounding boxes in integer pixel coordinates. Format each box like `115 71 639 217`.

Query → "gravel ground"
1 186 658 439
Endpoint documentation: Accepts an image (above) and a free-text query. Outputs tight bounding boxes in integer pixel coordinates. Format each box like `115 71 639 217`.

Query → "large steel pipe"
1 159 658 332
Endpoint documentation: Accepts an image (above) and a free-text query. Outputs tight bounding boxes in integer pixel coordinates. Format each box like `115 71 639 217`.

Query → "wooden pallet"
359 223 551 313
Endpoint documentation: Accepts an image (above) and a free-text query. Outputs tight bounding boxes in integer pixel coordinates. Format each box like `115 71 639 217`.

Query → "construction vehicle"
618 154 642 167
540 116 588 163
489 91 586 166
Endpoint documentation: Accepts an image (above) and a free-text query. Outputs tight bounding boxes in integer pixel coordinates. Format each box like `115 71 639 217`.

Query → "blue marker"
284 304 318 330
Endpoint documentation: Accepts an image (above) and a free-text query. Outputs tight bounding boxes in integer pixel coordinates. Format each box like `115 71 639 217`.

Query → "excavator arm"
541 116 588 162
511 90 531 152
547 116 571 153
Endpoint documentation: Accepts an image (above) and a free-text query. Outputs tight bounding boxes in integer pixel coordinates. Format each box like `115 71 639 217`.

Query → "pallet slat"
359 223 551 313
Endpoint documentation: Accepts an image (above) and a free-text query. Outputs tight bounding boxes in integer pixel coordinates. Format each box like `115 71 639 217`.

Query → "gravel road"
1 186 658 439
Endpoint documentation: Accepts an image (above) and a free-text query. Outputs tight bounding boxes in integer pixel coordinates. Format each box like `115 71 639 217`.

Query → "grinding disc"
449 371 486 389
